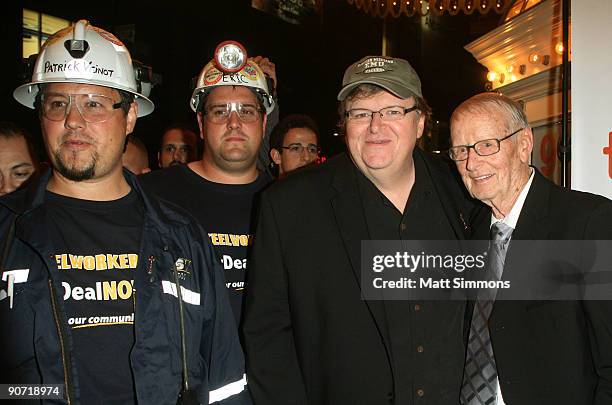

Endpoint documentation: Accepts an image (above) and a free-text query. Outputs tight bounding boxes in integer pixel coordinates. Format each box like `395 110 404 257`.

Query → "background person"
0 121 38 196
141 41 275 323
122 134 151 174
269 114 320 177
157 124 199 168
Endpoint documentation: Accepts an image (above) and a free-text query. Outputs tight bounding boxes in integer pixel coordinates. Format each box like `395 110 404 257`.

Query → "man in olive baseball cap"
244 53 474 404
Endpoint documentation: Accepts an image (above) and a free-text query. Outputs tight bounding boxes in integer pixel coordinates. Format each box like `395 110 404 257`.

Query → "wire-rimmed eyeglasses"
280 143 320 155
345 105 418 123
448 127 525 161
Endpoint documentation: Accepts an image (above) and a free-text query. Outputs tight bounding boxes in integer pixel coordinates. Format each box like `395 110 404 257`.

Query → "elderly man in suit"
243 56 475 404
449 92 612 405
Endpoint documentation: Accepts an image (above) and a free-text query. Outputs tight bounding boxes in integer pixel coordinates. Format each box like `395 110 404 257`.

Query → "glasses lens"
43 94 70 121
206 106 230 123
449 146 467 161
77 94 116 123
306 145 319 154
236 105 260 123
346 109 372 122
474 139 499 156
42 94 117 123
380 106 406 121
206 103 260 124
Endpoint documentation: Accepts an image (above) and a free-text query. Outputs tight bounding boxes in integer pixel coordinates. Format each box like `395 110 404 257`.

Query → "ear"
125 102 138 135
197 112 205 140
415 111 426 139
157 151 162 168
518 127 534 164
270 148 282 165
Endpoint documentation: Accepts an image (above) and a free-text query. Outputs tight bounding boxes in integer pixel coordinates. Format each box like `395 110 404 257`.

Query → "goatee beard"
54 150 97 181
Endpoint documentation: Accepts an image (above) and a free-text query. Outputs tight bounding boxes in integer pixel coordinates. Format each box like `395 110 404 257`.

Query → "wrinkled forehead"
162 129 197 146
450 110 507 145
0 136 34 165
205 85 259 107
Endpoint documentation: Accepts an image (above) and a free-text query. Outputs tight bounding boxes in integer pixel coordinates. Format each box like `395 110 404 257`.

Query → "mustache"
59 132 95 145
222 130 248 140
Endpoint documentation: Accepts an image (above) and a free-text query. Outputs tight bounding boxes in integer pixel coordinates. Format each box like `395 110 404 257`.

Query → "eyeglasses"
203 102 262 124
41 93 123 123
280 143 320 155
448 127 525 162
345 105 418 123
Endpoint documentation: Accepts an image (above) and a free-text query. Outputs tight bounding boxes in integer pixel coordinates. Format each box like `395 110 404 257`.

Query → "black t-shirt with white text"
140 164 270 322
46 190 144 405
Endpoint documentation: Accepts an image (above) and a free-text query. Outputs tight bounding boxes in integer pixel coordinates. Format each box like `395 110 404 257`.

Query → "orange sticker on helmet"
242 62 259 81
204 67 223 86
92 26 125 47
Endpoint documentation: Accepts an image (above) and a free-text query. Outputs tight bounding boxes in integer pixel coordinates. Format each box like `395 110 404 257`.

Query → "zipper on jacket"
48 279 74 404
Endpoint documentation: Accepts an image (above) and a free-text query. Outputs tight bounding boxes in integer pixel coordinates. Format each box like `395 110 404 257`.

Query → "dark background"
4 0 502 166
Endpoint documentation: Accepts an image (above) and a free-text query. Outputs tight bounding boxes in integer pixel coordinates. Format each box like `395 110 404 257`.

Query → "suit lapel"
329 155 390 343
416 149 472 239
512 169 552 240
492 169 552 319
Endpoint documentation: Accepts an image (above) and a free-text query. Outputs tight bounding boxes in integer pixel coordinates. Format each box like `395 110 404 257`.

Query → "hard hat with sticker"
190 40 274 114
14 19 154 117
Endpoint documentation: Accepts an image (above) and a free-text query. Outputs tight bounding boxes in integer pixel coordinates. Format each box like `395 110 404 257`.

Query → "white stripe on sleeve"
209 374 247 403
161 280 201 305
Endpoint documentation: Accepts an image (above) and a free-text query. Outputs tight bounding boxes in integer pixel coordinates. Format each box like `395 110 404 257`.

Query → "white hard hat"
14 19 154 117
190 41 274 114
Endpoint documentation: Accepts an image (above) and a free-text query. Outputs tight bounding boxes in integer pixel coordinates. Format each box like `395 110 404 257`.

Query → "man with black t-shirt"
0 21 249 405
141 41 276 322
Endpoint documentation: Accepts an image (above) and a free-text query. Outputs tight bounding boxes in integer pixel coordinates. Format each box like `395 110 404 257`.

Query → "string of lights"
346 0 508 18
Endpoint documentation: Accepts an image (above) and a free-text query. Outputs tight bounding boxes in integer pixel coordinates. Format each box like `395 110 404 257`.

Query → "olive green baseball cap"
337 56 423 101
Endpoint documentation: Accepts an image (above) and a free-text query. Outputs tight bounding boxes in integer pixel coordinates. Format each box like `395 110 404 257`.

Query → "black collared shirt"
356 151 456 241
355 150 462 403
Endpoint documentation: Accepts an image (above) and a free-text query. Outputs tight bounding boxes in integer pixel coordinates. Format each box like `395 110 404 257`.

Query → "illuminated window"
22 9 70 58
504 0 524 21
503 0 544 22
524 0 543 11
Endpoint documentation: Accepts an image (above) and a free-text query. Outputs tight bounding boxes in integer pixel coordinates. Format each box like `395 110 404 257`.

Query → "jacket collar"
7 168 182 242
512 168 551 240
471 168 552 240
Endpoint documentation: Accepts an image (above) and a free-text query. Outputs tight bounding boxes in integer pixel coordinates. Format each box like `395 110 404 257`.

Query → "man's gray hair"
451 93 528 133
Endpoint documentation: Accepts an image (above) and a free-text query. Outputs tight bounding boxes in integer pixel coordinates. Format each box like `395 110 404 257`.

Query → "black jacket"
470 170 612 405
0 169 250 405
243 151 475 405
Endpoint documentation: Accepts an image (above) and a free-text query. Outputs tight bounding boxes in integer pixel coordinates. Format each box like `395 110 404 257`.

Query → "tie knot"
490 221 513 243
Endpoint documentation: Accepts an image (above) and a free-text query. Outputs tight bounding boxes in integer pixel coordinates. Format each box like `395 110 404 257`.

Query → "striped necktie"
461 222 513 405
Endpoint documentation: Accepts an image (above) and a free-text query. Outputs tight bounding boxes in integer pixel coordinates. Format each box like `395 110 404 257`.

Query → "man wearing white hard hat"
1 20 249 405
141 41 275 323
